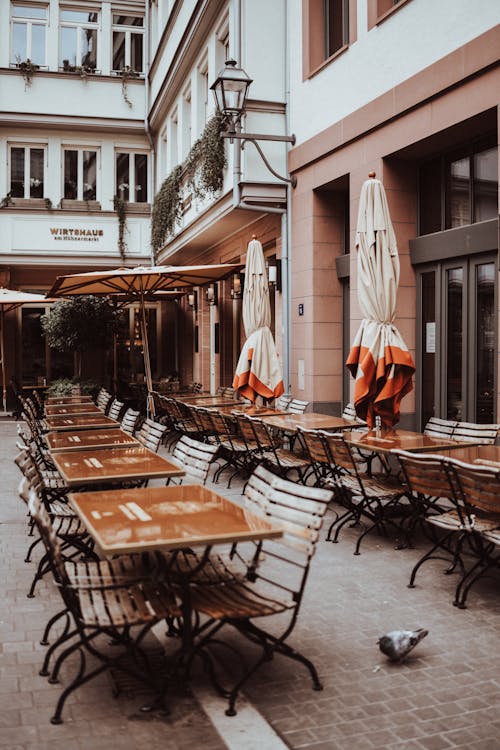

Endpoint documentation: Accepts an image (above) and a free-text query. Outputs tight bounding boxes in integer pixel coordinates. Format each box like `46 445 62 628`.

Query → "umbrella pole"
139 298 155 417
0 310 5 413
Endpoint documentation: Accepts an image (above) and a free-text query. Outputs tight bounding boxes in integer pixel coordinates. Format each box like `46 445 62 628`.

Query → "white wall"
289 0 500 144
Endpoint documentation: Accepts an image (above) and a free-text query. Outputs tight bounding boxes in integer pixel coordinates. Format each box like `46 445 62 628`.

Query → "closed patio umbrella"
0 288 50 412
346 175 415 428
233 239 284 403
48 263 241 415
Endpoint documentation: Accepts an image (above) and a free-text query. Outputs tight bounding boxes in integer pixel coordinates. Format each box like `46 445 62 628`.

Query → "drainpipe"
145 0 155 267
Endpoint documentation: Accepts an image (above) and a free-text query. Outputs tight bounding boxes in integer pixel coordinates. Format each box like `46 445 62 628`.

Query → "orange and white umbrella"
346 177 415 428
233 239 284 402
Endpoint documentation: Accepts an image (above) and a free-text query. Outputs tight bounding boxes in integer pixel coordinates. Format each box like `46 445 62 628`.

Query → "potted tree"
41 296 119 391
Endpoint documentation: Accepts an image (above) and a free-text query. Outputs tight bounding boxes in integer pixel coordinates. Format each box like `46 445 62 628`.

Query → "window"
63 148 97 200
197 59 209 131
367 0 409 28
11 4 47 66
112 14 144 73
169 110 178 170
59 9 98 70
324 0 348 58
182 87 192 158
304 0 354 76
116 152 148 203
10 145 45 198
418 141 498 235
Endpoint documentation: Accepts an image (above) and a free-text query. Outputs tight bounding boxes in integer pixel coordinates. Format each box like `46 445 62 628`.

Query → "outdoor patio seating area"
2 378 500 748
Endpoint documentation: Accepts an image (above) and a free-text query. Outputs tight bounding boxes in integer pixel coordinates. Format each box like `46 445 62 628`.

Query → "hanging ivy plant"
118 65 140 107
151 113 226 259
17 57 39 89
113 193 127 260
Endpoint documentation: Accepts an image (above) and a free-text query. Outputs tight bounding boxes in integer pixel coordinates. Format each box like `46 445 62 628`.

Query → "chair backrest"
247 416 274 450
275 395 292 411
108 398 125 421
296 428 332 483
135 418 167 452
244 464 332 567
423 417 457 439
233 413 259 448
322 432 358 476
96 388 112 413
452 421 500 445
287 399 309 414
394 449 455 502
121 408 140 435
341 403 366 425
447 456 500 517
28 490 68 587
172 436 218 484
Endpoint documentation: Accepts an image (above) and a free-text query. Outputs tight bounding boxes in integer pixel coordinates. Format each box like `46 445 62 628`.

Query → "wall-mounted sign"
426 322 436 353
298 303 304 316
50 227 104 242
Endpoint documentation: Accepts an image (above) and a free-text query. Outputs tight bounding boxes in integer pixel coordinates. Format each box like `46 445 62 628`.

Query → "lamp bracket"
238 137 297 188
221 131 296 145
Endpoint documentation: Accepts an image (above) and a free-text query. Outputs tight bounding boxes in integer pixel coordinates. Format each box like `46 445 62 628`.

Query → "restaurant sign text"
50 227 104 242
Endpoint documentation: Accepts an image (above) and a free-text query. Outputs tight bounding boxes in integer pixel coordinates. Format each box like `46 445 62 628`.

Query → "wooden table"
44 414 120 432
178 397 240 408
45 403 101 416
216 405 286 417
262 413 353 434
45 395 94 405
343 428 483 455
68 483 282 555
50 445 185 488
438 444 500 467
46 428 139 453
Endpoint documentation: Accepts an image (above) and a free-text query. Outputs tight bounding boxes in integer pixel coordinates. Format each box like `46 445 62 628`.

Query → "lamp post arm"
221 131 295 144
239 138 297 187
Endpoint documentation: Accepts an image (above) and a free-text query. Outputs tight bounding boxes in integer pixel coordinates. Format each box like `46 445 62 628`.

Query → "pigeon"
377 628 428 662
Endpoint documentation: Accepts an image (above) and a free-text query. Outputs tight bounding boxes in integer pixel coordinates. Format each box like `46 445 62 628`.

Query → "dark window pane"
475 262 495 423
30 148 44 197
325 0 346 57
60 11 97 22
446 267 463 420
113 15 143 26
130 32 143 72
31 24 45 65
11 147 25 198
22 308 46 384
112 31 125 70
134 154 147 202
81 28 96 67
12 22 27 62
421 272 436 428
419 158 442 235
474 147 498 223
116 153 129 201
64 150 78 199
447 156 470 228
83 150 97 200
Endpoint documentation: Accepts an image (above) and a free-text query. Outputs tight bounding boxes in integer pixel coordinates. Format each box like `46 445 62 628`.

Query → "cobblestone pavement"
2 421 500 749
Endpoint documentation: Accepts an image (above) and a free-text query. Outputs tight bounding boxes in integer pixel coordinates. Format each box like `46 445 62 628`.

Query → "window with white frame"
112 14 144 72
10 145 45 198
216 19 230 72
11 4 48 66
63 148 98 200
59 9 98 70
169 110 178 170
116 152 148 203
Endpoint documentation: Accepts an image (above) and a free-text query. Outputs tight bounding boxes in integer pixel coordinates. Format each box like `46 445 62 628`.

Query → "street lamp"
210 59 296 187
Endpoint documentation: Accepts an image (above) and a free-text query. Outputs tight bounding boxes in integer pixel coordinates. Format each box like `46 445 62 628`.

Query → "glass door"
417 254 496 427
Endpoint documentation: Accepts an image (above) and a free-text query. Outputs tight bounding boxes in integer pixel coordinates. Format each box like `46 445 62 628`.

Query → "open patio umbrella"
0 288 50 412
233 239 284 403
47 264 241 415
346 175 415 428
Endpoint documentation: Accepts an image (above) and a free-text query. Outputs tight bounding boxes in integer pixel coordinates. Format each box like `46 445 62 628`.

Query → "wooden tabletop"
46 428 139 453
44 414 120 432
221 405 286 417
69 483 283 555
51 445 185 487
46 395 94 405
178 397 241 408
437 444 500 467
343 428 483 454
262 413 353 433
45 403 101 416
